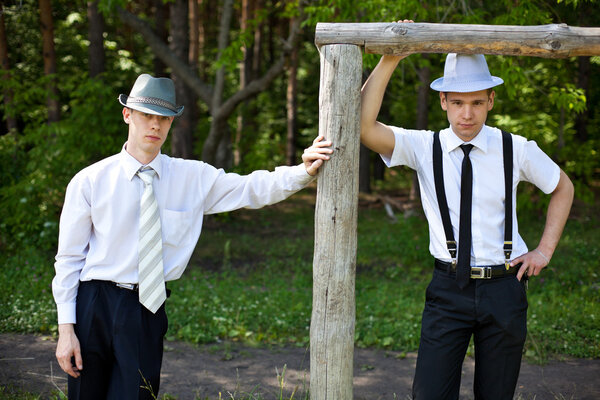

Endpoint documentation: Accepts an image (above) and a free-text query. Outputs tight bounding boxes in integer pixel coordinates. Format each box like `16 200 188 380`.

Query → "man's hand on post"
302 135 333 176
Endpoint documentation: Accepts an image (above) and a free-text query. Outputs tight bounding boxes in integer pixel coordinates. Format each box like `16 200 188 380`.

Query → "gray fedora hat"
430 53 503 93
118 74 184 117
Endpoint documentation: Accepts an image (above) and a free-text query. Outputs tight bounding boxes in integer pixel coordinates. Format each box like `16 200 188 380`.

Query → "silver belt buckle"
116 282 137 290
470 266 492 279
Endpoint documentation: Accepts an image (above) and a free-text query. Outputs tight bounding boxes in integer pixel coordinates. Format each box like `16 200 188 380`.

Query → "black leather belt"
88 280 171 298
435 259 521 279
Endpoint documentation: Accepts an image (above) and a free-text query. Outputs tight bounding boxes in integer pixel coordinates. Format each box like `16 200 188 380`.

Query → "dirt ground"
1 333 599 399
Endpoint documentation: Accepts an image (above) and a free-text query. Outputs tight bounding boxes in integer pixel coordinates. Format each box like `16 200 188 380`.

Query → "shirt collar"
119 142 163 181
442 125 490 154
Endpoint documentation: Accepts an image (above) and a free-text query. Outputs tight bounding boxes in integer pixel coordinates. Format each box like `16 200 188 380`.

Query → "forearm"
59 323 76 336
536 170 574 259
360 55 406 156
361 56 402 125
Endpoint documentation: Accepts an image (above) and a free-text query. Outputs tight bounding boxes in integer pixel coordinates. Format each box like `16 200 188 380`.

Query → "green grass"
0 188 598 398
0 189 598 356
0 385 44 400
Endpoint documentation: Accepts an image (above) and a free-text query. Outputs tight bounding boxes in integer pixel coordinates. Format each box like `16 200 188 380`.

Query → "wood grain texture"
315 22 600 57
310 44 362 400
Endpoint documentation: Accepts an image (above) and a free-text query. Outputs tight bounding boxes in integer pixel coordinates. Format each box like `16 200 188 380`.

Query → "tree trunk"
311 44 361 400
574 56 589 143
252 0 262 78
574 0 593 144
201 0 234 165
169 0 194 159
359 144 371 193
153 0 169 77
187 0 200 158
198 0 215 82
0 5 17 133
189 0 200 68
266 0 275 64
39 0 60 123
87 1 105 78
234 0 253 166
411 56 430 201
285 16 299 166
373 156 384 181
216 119 232 169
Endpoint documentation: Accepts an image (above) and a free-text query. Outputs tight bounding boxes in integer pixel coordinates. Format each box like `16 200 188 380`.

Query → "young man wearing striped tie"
52 74 333 399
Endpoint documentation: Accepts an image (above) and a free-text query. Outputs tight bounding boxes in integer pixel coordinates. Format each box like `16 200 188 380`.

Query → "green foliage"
0 385 44 400
0 76 123 251
0 248 57 334
0 2 599 384
2 0 598 258
520 213 600 361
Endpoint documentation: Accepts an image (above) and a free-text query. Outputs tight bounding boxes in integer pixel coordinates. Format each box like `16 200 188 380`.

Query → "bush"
0 77 123 252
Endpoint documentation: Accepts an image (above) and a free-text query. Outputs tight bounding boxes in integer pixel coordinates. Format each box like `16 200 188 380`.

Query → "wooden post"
311 44 362 400
310 22 600 398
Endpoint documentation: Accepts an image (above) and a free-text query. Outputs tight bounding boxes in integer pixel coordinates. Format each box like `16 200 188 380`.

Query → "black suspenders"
432 130 513 268
501 131 513 268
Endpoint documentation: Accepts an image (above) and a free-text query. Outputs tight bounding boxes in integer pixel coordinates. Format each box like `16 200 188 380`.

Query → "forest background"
0 0 598 366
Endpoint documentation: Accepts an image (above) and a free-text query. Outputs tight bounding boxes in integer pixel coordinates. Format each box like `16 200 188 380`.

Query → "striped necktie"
137 167 166 313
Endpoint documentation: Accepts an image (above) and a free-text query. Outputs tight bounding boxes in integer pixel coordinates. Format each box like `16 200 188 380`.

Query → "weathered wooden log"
315 22 600 57
310 44 362 400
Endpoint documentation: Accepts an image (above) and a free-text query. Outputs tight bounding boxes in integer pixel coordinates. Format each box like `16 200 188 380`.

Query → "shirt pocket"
161 209 194 247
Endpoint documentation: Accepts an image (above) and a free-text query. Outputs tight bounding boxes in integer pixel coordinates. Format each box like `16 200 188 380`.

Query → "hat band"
127 96 178 112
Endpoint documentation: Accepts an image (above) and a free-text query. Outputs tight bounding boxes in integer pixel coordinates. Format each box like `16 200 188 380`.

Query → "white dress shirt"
382 125 560 267
53 144 314 324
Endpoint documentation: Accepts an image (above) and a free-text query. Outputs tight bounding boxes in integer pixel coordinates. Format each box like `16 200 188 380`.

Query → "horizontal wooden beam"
315 22 600 58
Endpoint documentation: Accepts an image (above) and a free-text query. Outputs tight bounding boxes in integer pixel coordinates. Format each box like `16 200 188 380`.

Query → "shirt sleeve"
518 138 560 194
52 174 93 325
203 163 314 215
381 127 431 170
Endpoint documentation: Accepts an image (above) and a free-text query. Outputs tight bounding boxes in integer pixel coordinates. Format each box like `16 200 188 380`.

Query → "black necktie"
457 144 474 288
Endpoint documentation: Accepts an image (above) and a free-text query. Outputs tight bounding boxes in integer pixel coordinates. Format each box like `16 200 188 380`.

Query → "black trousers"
68 280 168 400
412 264 528 400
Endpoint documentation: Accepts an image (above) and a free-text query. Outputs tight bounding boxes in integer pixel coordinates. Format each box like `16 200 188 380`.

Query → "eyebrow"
449 98 487 103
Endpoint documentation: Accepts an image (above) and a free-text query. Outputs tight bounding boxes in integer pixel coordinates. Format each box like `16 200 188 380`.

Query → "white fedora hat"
430 53 503 93
118 74 184 117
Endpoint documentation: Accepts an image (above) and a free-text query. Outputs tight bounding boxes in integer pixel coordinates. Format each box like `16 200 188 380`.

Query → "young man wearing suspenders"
360 52 574 399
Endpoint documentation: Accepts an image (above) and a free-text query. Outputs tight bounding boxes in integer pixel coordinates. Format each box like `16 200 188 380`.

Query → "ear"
439 92 448 111
122 107 131 124
488 91 495 111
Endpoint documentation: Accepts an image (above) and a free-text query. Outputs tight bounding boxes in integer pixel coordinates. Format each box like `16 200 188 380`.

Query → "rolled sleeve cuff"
379 127 406 168
542 165 561 195
57 303 77 325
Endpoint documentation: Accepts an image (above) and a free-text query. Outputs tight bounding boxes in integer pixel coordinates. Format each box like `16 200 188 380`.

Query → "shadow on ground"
1 333 599 399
